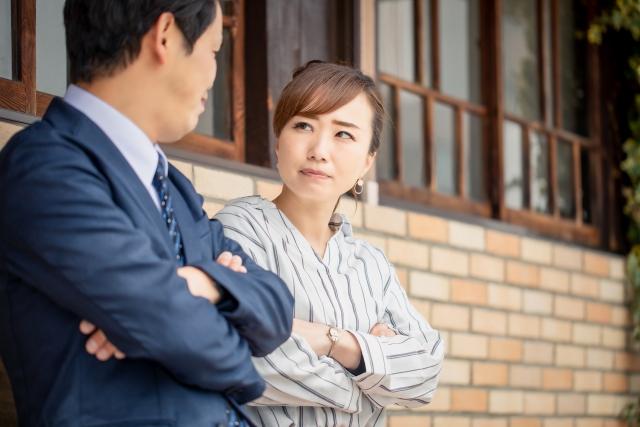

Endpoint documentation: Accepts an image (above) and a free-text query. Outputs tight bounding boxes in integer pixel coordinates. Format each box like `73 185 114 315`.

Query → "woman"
214 61 444 427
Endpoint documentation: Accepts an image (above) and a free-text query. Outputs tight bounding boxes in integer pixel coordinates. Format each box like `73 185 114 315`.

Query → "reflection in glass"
502 0 540 121
465 113 483 201
557 141 575 219
559 0 588 136
36 0 67 96
0 0 12 80
530 131 550 214
581 148 594 224
439 0 481 103
435 103 456 195
401 91 425 188
377 83 397 182
421 0 432 87
377 0 415 82
503 120 524 209
195 28 233 141
544 0 554 125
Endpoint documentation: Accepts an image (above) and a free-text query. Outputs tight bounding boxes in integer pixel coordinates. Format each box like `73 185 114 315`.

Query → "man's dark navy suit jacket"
0 99 294 427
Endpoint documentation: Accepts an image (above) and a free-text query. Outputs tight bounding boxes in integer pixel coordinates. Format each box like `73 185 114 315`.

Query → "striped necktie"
152 154 185 266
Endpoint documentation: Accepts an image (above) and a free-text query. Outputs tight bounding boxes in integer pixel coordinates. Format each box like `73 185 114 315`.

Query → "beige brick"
470 254 505 282
544 420 574 427
439 359 471 385
441 331 451 357
432 303 470 331
410 271 450 301
587 394 616 416
364 204 407 236
389 415 432 427
524 341 554 365
194 167 253 200
486 230 520 258
523 290 553 315
507 262 540 287
255 180 282 201
488 284 522 312
575 419 604 427
489 338 523 362
387 238 430 269
557 394 586 415
473 362 509 386
601 326 627 350
603 372 628 393
410 298 430 322
611 306 630 327
337 197 362 228
586 348 614 370
521 238 552 265
451 279 488 305
554 296 585 320
202 202 224 218
510 418 542 427
397 268 409 292
599 279 625 304
572 323 601 346
542 317 571 342
584 252 610 277
408 212 448 243
604 418 630 427
510 365 542 388
425 386 451 411
609 257 625 280
0 121 24 149
169 159 194 181
586 302 612 324
615 352 640 372
570 273 600 298
451 333 489 359
448 221 485 251
433 417 470 427
630 374 640 393
472 308 507 335
553 244 583 271
431 247 469 277
524 392 555 415
574 370 603 392
473 419 508 427
353 231 387 251
489 390 524 414
539 268 570 293
542 368 573 390
556 345 586 368
450 389 488 412
508 314 541 339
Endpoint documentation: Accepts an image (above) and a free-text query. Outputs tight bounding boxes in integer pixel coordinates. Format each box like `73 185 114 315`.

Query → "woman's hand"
292 319 362 370
370 322 397 338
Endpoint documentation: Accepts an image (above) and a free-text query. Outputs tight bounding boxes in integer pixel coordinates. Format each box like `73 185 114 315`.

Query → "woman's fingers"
96 341 117 361
216 251 233 267
228 255 243 272
85 329 107 355
79 319 96 335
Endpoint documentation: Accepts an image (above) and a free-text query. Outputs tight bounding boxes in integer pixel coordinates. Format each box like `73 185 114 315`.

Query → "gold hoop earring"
354 178 364 195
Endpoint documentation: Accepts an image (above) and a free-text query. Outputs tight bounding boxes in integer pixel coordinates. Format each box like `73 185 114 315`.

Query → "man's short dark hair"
64 0 217 83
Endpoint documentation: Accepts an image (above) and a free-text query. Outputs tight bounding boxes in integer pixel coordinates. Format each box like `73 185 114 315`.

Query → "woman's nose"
308 133 330 162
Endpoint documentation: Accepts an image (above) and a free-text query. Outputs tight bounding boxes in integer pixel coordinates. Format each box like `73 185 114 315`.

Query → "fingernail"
97 349 108 360
86 340 97 353
219 252 232 258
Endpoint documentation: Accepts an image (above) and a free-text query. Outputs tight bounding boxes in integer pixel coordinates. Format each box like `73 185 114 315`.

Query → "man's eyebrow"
332 120 360 130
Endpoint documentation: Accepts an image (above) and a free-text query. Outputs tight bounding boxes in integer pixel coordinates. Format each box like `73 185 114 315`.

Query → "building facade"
0 0 636 426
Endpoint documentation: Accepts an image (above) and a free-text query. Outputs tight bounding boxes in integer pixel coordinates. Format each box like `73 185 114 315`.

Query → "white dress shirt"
62 84 167 211
215 196 445 427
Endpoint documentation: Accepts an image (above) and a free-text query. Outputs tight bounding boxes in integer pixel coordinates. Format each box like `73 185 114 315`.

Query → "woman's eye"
336 131 354 140
294 122 313 131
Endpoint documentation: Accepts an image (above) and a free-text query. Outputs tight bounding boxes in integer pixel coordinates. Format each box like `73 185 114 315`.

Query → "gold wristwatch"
327 326 341 358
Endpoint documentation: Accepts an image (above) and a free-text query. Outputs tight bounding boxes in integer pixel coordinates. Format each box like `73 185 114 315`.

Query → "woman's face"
276 93 375 204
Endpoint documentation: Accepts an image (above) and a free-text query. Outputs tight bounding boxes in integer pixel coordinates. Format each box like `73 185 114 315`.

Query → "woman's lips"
300 169 330 179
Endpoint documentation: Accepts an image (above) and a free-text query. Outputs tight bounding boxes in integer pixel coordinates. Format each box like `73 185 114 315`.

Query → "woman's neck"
272 186 337 258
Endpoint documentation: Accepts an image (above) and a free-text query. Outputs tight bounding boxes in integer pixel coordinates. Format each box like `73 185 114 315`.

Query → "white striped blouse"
214 196 445 427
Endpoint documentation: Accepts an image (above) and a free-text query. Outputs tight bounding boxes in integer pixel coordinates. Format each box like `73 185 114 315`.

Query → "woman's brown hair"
273 60 385 156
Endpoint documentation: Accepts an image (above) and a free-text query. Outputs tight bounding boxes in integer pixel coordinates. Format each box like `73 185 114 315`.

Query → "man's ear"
148 12 177 65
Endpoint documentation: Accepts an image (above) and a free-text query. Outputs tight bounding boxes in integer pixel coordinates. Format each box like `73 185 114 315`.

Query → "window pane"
421 0 432 87
502 0 540 121
36 0 67 97
559 0 588 136
543 0 554 125
465 113 483 201
195 28 233 141
530 130 550 214
435 103 456 195
401 90 425 187
439 0 481 103
377 83 397 181
503 120 524 209
581 148 594 224
377 0 415 82
557 141 575 219
0 0 12 80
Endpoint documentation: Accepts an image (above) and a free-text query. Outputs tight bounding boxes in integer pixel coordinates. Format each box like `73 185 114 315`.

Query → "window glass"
465 113 484 201
0 0 12 80
530 130 550 214
421 0 432 87
195 28 233 141
377 0 415 82
36 0 67 97
503 120 524 209
559 0 588 136
557 140 575 219
543 0 554 125
378 83 397 182
502 0 540 121
580 148 593 224
439 0 481 103
400 90 425 187
434 103 456 195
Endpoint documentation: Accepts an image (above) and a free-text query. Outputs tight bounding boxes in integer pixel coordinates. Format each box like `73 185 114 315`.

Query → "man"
0 1 293 426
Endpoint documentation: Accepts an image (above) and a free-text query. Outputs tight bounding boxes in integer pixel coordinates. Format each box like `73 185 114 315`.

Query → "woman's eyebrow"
332 120 360 130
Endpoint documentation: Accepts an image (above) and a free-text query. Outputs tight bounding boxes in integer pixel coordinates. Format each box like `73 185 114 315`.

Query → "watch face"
328 328 340 341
